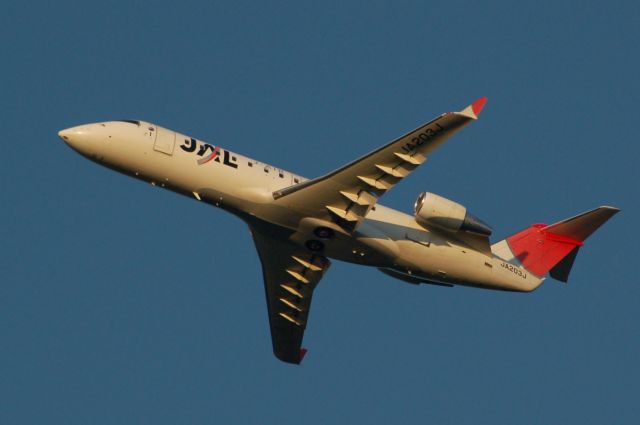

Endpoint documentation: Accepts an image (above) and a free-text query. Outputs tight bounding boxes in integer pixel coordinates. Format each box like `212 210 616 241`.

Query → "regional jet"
59 98 618 364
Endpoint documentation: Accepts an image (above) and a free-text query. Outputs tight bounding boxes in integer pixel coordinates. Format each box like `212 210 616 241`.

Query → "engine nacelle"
414 192 492 236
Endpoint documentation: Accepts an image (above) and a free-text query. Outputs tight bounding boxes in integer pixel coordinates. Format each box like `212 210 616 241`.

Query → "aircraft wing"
250 223 331 364
273 98 487 232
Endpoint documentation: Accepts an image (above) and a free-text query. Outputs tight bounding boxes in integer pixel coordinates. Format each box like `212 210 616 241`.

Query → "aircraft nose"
58 128 72 143
58 125 92 150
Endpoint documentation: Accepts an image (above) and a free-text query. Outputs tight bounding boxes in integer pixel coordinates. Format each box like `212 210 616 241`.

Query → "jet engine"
414 192 492 236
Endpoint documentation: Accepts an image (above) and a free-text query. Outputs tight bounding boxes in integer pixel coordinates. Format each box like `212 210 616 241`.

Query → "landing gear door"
153 126 176 155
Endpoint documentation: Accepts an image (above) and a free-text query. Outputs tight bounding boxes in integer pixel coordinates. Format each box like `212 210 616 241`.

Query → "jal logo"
180 138 237 169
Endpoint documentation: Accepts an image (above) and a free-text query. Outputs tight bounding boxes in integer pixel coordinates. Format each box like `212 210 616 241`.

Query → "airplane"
59 98 619 364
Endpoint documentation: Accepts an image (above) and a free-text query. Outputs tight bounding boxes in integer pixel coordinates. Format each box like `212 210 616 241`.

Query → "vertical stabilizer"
492 206 619 282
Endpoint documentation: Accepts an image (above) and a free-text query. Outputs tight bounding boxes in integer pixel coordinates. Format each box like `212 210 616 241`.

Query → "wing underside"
272 98 487 233
250 223 331 364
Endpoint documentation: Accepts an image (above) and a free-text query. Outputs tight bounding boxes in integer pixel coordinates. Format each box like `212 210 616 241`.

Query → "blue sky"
1 1 638 423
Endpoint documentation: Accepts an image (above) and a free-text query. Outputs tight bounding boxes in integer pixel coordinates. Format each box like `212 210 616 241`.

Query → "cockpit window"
116 120 141 126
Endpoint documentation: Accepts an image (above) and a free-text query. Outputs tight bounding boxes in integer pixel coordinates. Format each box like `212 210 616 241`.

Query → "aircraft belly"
329 235 399 266
392 238 494 287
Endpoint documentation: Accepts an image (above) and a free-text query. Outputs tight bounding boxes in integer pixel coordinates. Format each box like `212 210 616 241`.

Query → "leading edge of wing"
273 97 487 201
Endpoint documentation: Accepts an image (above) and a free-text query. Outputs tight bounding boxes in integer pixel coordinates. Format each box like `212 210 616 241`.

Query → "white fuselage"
59 120 543 292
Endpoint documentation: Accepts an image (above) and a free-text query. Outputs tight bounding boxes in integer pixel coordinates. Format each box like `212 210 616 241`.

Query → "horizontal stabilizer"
542 206 620 241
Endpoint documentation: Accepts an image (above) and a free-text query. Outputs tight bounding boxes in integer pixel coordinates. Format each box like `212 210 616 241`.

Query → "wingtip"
599 205 621 213
471 96 488 116
458 96 488 119
299 348 308 363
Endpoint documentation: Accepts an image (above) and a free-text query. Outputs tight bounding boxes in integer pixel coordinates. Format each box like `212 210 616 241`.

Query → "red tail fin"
505 206 619 281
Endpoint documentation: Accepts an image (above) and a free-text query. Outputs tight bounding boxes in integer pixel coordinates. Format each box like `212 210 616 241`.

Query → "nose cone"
58 124 106 156
58 128 72 143
58 125 87 147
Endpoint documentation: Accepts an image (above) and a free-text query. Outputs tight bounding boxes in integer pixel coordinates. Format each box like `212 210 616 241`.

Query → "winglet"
472 97 488 116
299 348 308 363
460 96 488 119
